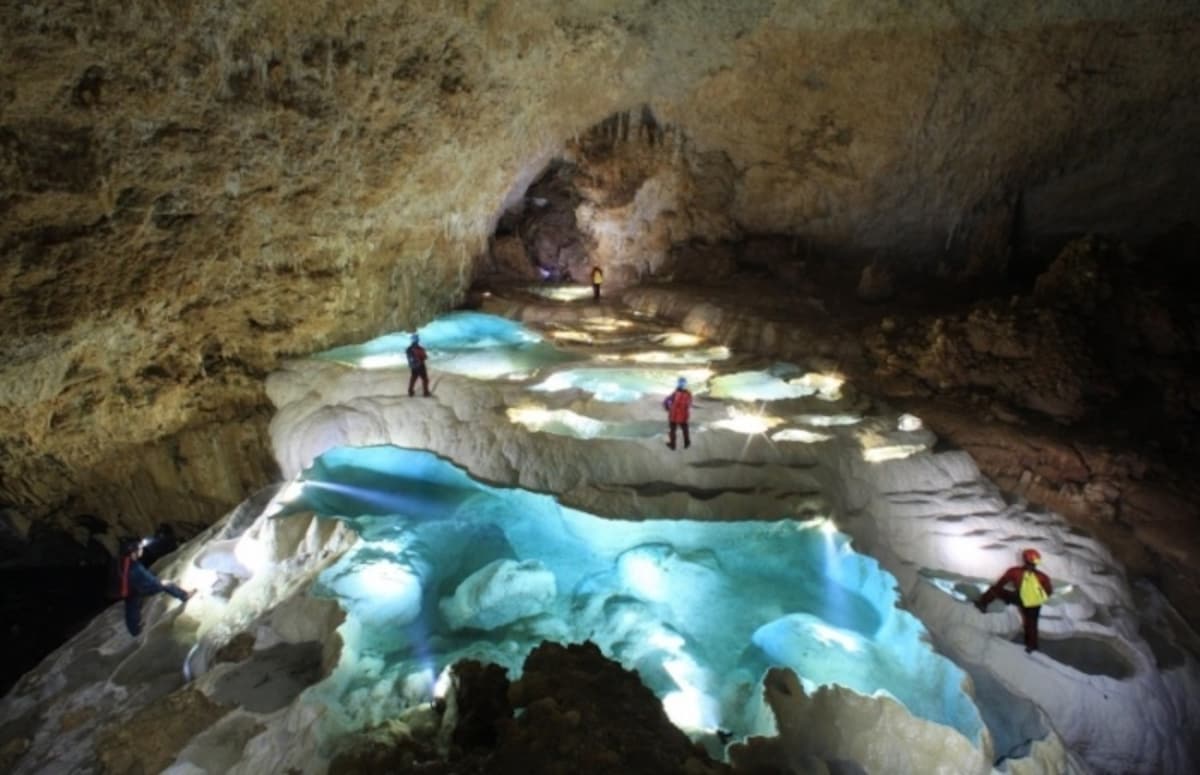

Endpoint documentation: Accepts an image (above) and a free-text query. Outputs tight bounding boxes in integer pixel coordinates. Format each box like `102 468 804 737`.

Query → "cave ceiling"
1 0 1198 557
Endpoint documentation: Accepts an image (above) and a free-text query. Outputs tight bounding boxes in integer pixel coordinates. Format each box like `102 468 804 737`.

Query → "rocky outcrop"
324 642 734 775
867 300 1113 422
95 688 230 775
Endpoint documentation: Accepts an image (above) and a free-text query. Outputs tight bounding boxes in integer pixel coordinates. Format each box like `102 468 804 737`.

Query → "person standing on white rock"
976 548 1053 653
406 334 431 397
591 265 604 301
663 376 693 450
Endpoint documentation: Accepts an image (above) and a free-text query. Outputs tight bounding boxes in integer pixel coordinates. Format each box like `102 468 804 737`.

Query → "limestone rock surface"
2 0 1198 555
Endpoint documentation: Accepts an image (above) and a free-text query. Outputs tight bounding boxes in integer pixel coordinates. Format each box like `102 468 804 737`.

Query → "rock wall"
2 0 1198 552
1 412 277 563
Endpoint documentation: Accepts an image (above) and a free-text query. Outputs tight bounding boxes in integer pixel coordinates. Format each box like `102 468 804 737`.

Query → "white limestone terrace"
1 293 1197 775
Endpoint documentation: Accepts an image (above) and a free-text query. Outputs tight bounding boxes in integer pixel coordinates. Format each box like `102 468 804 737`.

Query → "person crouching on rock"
663 376 693 450
975 548 1053 653
116 538 192 636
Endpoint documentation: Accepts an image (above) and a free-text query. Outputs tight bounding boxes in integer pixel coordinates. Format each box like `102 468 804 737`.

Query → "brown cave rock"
331 642 730 775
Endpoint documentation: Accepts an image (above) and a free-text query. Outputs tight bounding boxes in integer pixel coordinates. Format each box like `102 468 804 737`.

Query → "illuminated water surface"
279 446 983 747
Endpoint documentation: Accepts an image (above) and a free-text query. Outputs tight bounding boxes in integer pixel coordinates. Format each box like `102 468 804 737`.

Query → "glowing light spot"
506 406 607 439
811 622 862 653
263 477 307 518
789 372 845 401
507 405 553 427
771 428 834 444
533 372 574 392
527 285 595 302
595 381 624 401
322 554 425 627
862 444 926 463
625 351 674 363
358 561 418 598
580 316 635 332
233 535 269 575
897 413 924 432
708 368 813 401
623 347 730 364
401 668 436 704
662 690 713 732
315 313 564 381
653 332 704 347
660 656 719 732
547 329 595 344
621 553 667 600
711 406 783 435
357 353 409 370
278 478 306 504
796 413 862 427
857 428 928 463
530 367 712 402
179 565 219 597
433 665 454 700
801 517 839 537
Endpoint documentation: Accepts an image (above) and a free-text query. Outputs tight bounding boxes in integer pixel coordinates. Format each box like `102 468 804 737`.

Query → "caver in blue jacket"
117 541 191 636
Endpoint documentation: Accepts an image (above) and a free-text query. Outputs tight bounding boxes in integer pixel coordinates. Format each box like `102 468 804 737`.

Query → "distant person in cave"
114 538 192 636
663 376 693 450
406 333 431 397
591 265 604 301
975 548 1053 653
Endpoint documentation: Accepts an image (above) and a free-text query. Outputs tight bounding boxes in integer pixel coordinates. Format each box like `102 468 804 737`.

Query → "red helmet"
1022 548 1042 565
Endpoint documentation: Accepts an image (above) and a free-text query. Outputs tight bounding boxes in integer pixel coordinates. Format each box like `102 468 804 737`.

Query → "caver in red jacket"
406 335 431 397
663 381 692 450
977 549 1053 653
664 388 692 423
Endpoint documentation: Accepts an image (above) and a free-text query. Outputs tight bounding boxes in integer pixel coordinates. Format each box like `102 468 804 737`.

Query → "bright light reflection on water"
524 284 595 302
506 405 663 439
314 312 580 379
530 367 713 402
